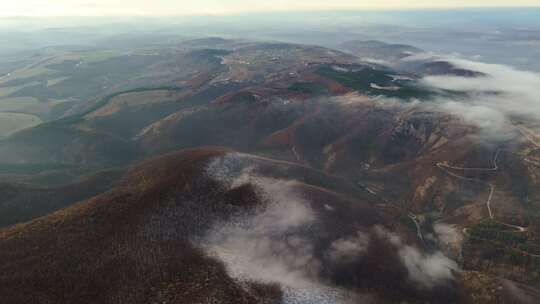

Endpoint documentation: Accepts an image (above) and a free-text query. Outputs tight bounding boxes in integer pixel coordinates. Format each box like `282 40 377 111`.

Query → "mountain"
1 37 540 303
1 147 538 303
338 40 424 62
415 61 487 77
338 40 487 78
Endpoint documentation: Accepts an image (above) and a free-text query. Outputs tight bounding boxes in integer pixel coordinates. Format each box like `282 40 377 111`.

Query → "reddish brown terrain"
0 38 539 303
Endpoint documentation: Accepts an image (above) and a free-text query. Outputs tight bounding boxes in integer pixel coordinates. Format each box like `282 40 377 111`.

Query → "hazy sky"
2 0 540 17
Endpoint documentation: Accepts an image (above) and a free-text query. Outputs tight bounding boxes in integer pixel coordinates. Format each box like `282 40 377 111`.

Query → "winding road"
444 130 540 258
356 180 424 242
437 149 500 173
436 149 528 233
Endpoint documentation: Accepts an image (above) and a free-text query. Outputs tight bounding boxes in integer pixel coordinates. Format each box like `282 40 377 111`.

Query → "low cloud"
202 154 359 303
433 223 462 246
201 153 460 302
420 57 540 139
339 53 540 141
399 247 459 289
400 51 438 62
423 58 540 98
360 57 392 66
326 231 370 264
373 225 459 289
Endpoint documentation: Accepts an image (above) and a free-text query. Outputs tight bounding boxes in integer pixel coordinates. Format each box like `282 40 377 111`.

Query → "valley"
0 36 539 303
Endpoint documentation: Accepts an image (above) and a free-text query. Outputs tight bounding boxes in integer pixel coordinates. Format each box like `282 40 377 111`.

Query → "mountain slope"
1 145 539 303
0 147 283 304
0 168 124 227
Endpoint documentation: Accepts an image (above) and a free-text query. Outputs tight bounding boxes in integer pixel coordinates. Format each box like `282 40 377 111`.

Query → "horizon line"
1 5 540 19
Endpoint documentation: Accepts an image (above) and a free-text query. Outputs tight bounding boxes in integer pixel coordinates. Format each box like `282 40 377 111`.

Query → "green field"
0 97 40 112
316 65 436 100
0 86 26 98
0 112 42 137
288 82 329 95
0 162 73 175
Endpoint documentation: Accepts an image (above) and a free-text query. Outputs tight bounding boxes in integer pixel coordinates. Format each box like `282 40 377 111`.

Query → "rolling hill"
0 37 539 303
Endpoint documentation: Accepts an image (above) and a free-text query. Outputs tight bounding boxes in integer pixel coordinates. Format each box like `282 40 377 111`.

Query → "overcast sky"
1 0 539 17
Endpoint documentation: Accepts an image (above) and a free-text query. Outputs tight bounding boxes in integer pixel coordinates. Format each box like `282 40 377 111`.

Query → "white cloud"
418 57 540 139
400 52 439 62
439 100 512 137
326 231 370 263
424 58 540 117
202 153 358 303
203 154 460 298
423 58 540 98
433 223 462 245
373 225 459 288
398 247 459 289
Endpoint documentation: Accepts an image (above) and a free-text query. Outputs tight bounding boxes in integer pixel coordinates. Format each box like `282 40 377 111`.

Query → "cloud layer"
203 153 355 303
421 57 540 139
200 153 460 302
373 225 459 289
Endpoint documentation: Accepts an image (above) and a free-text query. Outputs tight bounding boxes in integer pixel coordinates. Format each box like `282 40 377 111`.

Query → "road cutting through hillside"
291 146 302 162
517 126 540 167
408 213 424 242
436 149 528 233
516 125 540 149
437 149 500 172
524 158 540 167
356 180 425 242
